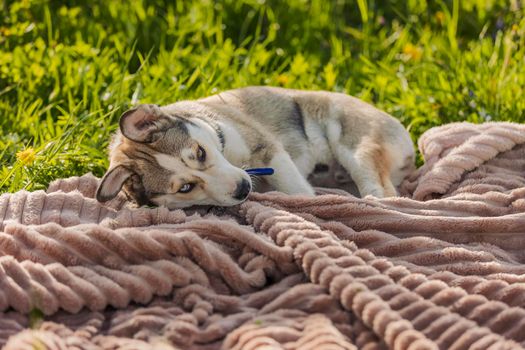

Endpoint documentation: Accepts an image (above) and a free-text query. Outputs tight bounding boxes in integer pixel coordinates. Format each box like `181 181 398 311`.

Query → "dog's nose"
232 179 251 200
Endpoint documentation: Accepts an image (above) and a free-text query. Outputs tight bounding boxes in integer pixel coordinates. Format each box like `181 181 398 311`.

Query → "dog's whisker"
248 174 262 186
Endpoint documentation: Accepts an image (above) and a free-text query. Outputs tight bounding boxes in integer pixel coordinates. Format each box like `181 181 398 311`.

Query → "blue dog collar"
245 168 274 176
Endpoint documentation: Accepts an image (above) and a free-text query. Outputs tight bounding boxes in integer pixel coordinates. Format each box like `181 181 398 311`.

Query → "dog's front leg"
265 152 316 196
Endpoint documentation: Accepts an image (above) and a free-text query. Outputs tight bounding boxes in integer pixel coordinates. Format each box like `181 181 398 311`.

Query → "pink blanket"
1 122 525 349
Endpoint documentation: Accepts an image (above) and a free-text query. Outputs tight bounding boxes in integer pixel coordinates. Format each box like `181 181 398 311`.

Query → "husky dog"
96 86 415 209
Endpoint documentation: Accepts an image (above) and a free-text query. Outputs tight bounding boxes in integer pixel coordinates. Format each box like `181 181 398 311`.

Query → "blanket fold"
2 122 525 350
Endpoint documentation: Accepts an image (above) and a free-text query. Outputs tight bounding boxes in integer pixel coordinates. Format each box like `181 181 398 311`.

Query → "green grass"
1 0 524 193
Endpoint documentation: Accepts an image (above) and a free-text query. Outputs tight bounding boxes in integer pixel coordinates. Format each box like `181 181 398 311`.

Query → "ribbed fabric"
2 122 525 349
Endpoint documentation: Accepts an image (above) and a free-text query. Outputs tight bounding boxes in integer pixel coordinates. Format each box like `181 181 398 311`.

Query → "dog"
96 86 415 209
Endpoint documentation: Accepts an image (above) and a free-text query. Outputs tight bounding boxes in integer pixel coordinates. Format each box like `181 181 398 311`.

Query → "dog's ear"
96 165 134 202
119 104 171 143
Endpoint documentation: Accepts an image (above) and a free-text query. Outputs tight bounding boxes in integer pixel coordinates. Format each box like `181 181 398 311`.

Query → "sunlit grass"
1 0 524 192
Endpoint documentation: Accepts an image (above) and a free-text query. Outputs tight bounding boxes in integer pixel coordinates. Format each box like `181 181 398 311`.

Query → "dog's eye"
178 183 195 193
197 145 206 162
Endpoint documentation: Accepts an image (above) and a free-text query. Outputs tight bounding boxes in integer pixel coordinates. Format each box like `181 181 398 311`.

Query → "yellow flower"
276 74 289 85
435 11 445 25
17 147 36 165
0 27 10 36
403 43 423 61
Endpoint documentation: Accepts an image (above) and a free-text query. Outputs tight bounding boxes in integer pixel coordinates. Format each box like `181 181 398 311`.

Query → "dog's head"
96 103 252 209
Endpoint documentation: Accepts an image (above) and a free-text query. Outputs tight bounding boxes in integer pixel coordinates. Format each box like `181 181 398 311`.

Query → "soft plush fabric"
1 122 525 350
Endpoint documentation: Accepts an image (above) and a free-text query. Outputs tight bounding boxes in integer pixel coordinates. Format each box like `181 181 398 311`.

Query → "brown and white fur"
96 86 415 209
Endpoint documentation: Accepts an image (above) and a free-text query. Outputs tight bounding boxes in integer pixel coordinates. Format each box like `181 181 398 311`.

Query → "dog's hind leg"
382 176 397 197
333 142 394 198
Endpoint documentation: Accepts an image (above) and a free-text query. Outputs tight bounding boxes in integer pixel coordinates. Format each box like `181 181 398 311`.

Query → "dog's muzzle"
232 179 251 200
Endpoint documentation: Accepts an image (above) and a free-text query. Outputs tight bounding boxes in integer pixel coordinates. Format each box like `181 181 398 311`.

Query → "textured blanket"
1 122 525 350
